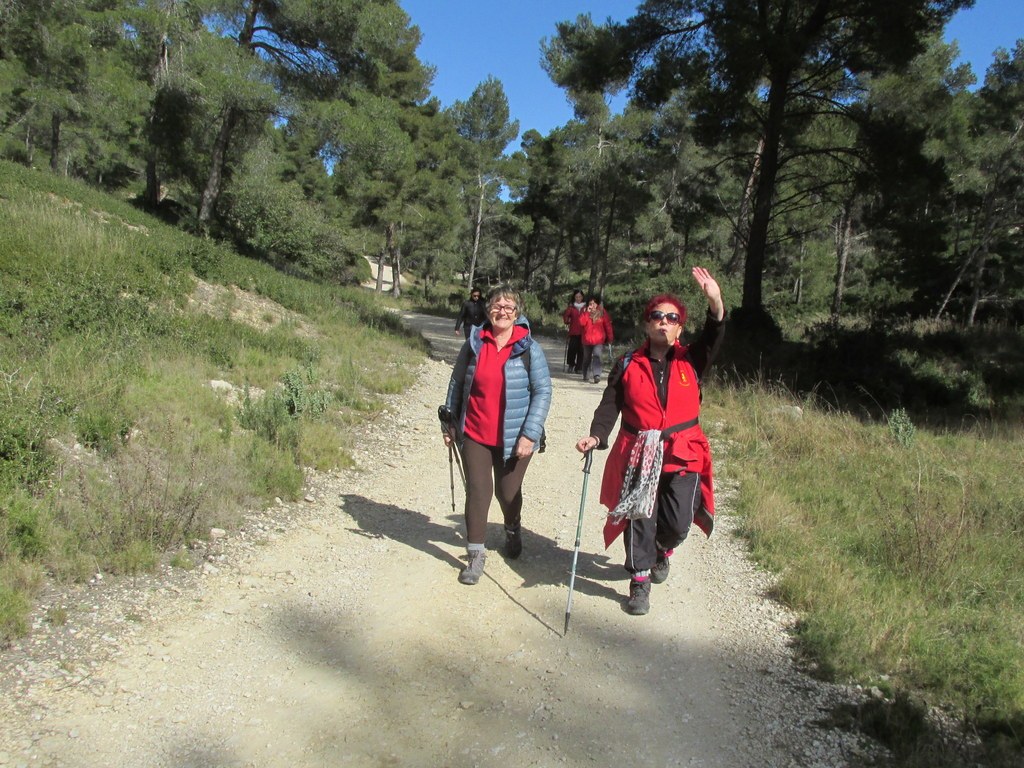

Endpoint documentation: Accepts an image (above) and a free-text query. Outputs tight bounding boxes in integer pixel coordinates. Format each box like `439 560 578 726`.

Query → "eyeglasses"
647 310 681 325
490 304 518 315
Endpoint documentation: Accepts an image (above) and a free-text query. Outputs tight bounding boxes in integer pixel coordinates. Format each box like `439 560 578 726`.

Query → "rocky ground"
0 309 888 768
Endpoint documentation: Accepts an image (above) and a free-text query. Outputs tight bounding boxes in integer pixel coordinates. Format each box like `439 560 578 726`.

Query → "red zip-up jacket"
579 309 613 345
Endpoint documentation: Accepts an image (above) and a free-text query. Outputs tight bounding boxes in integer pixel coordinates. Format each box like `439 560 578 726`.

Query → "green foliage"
219 144 356 281
4 491 49 560
245 439 304 499
0 373 57 493
0 560 41 643
280 366 332 418
888 408 916 447
0 581 31 642
238 386 300 452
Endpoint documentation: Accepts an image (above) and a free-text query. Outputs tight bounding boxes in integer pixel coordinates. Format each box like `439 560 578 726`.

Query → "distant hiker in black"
454 288 486 339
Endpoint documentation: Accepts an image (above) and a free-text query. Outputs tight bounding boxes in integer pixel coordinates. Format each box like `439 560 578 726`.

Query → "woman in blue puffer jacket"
442 285 552 585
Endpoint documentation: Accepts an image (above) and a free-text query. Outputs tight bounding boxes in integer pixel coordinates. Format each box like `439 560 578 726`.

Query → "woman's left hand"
514 436 535 459
692 266 724 320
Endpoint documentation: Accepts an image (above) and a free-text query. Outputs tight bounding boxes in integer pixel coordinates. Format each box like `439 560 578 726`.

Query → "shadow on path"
339 493 625 614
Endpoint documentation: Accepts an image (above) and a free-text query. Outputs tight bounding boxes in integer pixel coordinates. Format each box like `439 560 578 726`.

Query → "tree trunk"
727 137 763 276
936 203 997 322
545 227 565 309
830 200 854 321
467 176 485 289
598 186 619 293
966 250 988 326
197 0 258 226
391 235 402 299
794 239 804 305
144 20 172 210
742 78 788 316
49 111 61 174
197 107 239 226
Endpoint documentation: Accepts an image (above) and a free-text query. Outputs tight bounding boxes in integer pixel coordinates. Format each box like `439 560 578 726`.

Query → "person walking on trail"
442 285 552 585
454 287 487 339
578 296 614 384
562 289 586 373
574 267 726 616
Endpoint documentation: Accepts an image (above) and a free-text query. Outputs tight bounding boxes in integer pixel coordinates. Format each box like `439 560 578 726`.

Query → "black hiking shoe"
504 527 522 560
626 578 651 615
651 551 671 584
458 550 486 585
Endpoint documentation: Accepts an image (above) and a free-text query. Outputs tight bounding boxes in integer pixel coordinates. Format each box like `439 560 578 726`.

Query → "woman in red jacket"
578 295 614 383
575 267 725 616
561 289 586 373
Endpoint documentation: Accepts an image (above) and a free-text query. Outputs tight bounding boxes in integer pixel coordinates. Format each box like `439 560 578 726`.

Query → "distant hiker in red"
575 267 726 616
561 289 586 373
578 296 614 384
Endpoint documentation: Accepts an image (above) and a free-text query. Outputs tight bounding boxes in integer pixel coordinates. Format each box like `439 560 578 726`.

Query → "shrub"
888 408 916 448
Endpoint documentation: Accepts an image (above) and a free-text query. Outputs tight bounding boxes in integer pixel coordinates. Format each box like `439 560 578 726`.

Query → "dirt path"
0 312 880 768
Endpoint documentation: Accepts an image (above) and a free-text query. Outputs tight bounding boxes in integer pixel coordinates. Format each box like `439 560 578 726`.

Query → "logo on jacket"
679 369 691 386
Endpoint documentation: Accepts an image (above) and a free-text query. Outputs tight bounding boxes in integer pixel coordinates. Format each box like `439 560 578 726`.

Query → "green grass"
0 160 426 630
707 381 1024 763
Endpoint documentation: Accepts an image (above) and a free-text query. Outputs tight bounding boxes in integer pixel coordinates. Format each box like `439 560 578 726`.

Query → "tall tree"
449 76 519 290
196 0 429 227
545 0 971 325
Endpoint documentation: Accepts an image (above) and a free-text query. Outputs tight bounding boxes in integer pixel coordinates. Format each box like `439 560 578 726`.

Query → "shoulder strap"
610 351 633 386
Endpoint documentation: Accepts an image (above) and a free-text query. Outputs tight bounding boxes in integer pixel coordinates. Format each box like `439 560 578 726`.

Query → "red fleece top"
463 325 528 447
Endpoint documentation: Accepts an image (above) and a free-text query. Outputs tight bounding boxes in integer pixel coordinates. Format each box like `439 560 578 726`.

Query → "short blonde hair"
486 284 522 316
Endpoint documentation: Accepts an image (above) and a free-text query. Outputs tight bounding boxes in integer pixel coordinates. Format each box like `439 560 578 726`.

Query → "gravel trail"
0 310 881 768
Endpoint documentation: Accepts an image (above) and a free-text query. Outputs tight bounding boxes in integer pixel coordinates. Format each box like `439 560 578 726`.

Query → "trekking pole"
447 443 457 513
439 405 466 512
564 449 594 636
450 438 466 490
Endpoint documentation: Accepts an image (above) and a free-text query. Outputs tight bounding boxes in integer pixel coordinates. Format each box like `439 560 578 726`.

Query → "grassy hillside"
0 161 428 638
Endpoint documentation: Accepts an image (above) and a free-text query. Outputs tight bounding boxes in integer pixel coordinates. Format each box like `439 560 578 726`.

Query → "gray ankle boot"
458 549 486 585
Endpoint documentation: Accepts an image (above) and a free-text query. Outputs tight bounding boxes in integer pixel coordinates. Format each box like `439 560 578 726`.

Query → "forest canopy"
1 0 1020 334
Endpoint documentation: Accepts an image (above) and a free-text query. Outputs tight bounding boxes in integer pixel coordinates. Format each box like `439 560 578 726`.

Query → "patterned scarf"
610 429 664 521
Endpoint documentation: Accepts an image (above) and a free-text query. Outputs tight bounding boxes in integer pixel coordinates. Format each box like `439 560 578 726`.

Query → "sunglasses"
647 310 681 325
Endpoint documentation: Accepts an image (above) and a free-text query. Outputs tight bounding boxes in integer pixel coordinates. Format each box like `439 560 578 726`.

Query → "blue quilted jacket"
445 317 552 461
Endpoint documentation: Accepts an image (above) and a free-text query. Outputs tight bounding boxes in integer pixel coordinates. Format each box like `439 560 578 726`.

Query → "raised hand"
692 266 724 320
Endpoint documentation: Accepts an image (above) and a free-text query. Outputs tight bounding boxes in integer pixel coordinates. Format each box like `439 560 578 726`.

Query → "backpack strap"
611 350 633 386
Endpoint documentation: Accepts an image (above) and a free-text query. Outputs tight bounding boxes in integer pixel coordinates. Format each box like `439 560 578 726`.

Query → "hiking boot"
651 550 672 584
626 578 651 615
458 550 486 585
504 527 522 560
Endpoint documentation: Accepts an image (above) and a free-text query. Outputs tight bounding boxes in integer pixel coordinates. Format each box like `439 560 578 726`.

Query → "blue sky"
399 0 1023 146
